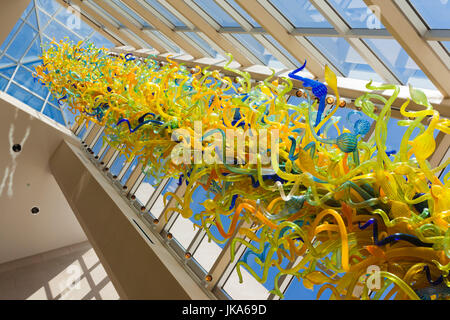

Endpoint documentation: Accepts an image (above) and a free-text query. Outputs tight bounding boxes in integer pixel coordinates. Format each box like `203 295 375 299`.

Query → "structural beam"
234 0 324 77
364 0 450 98
122 0 204 58
92 0 166 53
165 0 254 67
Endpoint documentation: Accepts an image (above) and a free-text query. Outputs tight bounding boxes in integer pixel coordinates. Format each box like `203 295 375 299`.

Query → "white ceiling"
0 92 87 264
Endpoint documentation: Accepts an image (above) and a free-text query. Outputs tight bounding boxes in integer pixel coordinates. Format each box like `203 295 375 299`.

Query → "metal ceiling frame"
364 0 450 98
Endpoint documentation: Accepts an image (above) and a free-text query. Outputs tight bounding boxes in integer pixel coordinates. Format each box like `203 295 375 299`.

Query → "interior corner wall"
0 0 31 45
0 91 87 264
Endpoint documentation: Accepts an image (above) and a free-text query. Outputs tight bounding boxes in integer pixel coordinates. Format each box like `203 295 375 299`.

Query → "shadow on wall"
0 241 119 300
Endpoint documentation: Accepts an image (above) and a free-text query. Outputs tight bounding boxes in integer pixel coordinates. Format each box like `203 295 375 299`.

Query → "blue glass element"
193 0 240 27
328 0 385 29
0 56 15 69
184 32 223 59
268 0 333 28
6 23 37 61
37 0 59 16
144 0 185 27
308 36 383 82
6 83 44 111
364 38 436 90
225 0 260 27
232 33 285 68
442 41 450 53
409 0 450 29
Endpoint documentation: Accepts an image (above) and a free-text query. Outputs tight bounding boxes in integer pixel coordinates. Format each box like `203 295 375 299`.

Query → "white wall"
0 92 87 264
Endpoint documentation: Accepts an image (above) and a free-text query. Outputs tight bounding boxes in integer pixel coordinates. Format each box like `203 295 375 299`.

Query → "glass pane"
148 30 181 53
37 9 52 28
120 157 139 184
364 38 436 90
6 83 44 111
308 36 383 82
43 19 81 44
111 0 151 27
109 153 129 177
184 32 223 59
6 23 37 61
149 178 179 218
328 0 385 29
59 104 78 128
0 56 16 70
192 235 222 272
43 104 66 125
268 0 333 28
168 214 198 249
135 174 159 206
232 33 285 69
264 34 301 67
55 8 94 38
193 0 240 27
0 76 9 91
442 41 450 53
92 132 106 155
144 0 186 27
20 1 34 20
87 32 114 49
26 9 39 31
409 0 450 29
283 276 328 299
223 263 270 299
0 18 23 53
14 66 48 99
37 0 60 16
225 0 260 27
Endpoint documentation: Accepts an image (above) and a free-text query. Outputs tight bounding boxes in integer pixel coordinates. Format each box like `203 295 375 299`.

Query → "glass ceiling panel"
86 0 123 28
409 0 450 29
143 0 186 27
0 0 114 128
263 34 301 67
110 0 151 28
231 33 285 69
442 41 450 53
193 0 240 27
328 0 385 29
308 36 383 82
364 38 436 90
184 32 223 59
225 0 261 27
147 30 182 53
268 0 333 28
